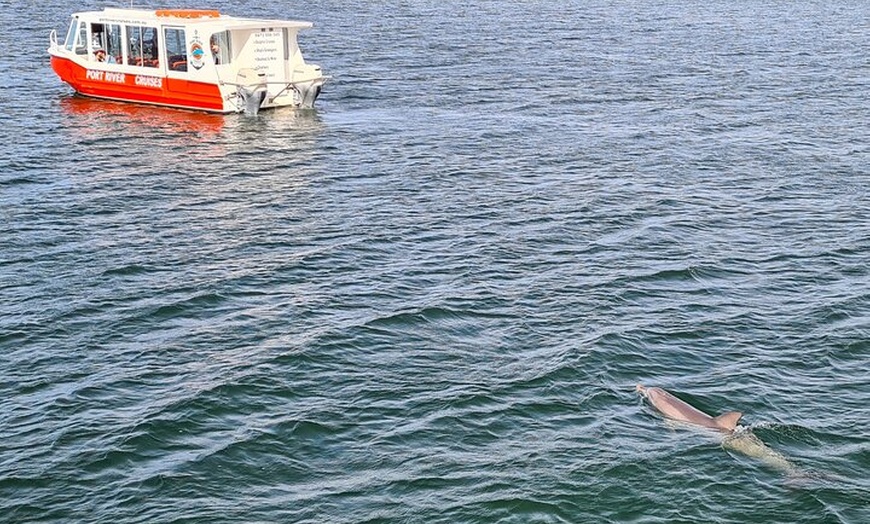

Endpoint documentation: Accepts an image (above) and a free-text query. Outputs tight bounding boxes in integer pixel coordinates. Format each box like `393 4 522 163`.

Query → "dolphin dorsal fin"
713 411 743 431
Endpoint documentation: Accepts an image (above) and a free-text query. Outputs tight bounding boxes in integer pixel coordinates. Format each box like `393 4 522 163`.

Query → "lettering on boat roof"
84 9 313 29
155 9 221 19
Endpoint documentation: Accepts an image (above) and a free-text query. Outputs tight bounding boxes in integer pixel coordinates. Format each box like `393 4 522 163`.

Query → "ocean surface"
2 0 869 522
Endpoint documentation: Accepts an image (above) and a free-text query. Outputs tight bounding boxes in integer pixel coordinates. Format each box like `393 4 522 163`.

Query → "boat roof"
74 8 313 30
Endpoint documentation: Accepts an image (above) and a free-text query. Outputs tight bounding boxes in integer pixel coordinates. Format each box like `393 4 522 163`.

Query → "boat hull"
51 55 226 112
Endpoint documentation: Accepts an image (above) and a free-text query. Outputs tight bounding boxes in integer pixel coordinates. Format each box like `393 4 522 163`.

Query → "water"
2 0 869 522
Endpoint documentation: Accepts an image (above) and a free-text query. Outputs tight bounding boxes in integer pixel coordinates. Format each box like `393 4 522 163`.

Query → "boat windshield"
64 18 88 55
63 18 78 51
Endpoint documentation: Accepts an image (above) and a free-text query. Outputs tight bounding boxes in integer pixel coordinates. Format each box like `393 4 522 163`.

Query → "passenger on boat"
94 49 115 64
210 37 221 64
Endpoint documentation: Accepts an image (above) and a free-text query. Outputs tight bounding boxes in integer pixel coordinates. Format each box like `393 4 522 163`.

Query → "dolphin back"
637 384 743 432
723 429 797 474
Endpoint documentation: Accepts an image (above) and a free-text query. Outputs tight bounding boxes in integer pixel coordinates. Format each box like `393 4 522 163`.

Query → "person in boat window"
210 37 221 65
94 49 115 64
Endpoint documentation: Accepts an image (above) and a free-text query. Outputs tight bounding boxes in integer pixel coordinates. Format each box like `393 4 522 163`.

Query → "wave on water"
2 0 869 522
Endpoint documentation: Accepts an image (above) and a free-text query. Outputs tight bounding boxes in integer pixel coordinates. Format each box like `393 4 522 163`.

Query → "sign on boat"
48 8 327 114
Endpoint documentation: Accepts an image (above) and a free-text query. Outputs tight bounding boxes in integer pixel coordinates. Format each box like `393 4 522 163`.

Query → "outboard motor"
236 68 268 115
297 83 322 109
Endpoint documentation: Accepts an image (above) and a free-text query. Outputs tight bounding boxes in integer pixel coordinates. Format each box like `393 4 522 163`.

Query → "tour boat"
48 8 327 114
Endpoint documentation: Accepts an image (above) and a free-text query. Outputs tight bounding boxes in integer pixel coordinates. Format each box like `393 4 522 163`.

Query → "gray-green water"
2 0 869 522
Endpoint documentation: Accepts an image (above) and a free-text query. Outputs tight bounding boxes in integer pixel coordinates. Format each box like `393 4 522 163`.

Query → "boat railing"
219 78 325 89
49 29 58 50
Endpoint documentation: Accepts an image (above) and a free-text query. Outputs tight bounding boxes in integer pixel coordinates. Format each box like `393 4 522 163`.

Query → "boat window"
90 23 104 53
126 25 159 68
209 31 231 65
106 24 124 64
64 18 79 52
164 27 187 71
90 23 123 64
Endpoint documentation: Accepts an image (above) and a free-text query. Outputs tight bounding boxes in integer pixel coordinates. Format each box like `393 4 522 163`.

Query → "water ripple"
2 0 869 522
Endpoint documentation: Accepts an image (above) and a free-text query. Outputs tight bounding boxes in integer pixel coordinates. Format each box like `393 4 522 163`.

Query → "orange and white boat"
48 8 327 113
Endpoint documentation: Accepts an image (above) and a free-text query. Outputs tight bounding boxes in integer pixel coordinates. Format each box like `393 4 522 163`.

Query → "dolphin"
636 384 743 432
637 384 800 476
